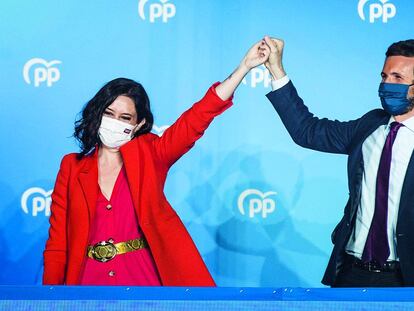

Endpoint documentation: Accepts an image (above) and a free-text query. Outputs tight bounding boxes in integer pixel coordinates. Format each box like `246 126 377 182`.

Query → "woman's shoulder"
59 152 83 167
135 132 159 142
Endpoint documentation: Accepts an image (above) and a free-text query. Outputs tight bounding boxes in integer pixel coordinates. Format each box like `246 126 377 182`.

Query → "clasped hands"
241 36 286 80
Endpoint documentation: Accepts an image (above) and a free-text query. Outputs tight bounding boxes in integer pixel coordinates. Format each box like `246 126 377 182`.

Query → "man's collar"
386 115 414 133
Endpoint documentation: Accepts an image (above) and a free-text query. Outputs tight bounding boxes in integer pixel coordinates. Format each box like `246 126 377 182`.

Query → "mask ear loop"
132 118 146 136
408 83 414 100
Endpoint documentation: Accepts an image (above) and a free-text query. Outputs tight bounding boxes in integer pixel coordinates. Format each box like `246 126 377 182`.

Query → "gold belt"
87 237 148 263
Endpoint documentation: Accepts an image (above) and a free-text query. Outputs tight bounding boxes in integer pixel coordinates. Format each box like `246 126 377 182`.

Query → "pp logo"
242 66 272 88
358 0 396 23
23 58 61 87
21 187 52 217
237 189 277 218
138 0 176 23
152 124 170 136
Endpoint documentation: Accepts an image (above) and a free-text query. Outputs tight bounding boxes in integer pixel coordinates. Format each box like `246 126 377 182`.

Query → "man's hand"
264 36 286 80
241 39 271 70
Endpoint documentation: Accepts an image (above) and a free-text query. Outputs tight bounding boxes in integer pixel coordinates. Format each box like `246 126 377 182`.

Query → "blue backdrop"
0 0 412 287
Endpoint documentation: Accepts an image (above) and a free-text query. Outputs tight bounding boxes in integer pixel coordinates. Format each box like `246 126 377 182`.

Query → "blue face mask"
379 82 414 116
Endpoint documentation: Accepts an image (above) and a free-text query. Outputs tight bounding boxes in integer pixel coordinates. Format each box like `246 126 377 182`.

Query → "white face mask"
98 116 136 149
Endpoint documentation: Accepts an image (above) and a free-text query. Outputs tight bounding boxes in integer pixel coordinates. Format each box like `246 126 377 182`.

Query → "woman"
43 40 270 286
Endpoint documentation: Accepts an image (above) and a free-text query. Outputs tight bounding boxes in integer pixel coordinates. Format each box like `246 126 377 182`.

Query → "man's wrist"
268 64 286 80
271 75 290 91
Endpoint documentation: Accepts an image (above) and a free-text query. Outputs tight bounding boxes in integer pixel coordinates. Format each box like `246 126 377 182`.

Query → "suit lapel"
398 150 414 219
78 149 99 222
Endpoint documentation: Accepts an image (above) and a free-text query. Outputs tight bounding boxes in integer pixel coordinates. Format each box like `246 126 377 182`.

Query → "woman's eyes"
104 111 132 121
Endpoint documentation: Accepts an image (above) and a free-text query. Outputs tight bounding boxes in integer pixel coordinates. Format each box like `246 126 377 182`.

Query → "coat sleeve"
153 82 233 167
43 154 74 285
266 81 360 155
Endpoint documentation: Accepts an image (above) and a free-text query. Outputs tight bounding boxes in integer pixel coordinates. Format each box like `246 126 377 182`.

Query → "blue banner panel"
0 0 413 286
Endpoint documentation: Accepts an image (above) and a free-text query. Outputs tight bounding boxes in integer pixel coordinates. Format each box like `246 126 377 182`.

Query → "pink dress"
79 166 162 285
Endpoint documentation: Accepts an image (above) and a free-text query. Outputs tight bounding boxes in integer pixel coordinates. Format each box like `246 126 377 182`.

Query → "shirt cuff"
271 75 290 91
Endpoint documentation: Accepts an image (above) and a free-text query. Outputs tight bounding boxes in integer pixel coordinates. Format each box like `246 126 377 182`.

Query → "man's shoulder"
348 109 390 146
360 108 389 122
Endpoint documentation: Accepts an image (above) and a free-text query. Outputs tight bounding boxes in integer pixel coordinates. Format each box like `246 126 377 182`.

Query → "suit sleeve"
153 82 233 167
43 154 73 285
266 81 360 155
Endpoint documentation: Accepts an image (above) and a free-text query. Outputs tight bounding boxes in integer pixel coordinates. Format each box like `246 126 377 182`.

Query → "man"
263 36 414 287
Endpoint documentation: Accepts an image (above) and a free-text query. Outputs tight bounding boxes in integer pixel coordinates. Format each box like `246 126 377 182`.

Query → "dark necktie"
362 121 403 264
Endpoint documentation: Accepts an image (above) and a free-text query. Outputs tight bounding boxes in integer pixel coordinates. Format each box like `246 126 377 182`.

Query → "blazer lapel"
120 140 141 217
78 149 99 222
398 150 414 220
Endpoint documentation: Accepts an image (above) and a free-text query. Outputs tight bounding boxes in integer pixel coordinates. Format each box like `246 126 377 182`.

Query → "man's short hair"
386 39 414 57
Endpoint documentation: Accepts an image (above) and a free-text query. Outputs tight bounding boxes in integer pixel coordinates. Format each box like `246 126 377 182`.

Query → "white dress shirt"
271 77 414 261
346 116 414 261
271 75 290 90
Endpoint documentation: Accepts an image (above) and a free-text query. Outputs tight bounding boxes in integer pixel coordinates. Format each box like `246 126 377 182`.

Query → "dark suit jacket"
266 81 414 286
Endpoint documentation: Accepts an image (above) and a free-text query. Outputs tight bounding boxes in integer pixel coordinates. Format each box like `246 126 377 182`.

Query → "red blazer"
43 84 232 286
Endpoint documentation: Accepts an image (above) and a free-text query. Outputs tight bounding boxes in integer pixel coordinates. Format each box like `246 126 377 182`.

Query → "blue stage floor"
1 286 414 310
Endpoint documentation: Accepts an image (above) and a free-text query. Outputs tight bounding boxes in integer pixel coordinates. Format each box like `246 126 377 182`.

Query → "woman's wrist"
237 61 251 76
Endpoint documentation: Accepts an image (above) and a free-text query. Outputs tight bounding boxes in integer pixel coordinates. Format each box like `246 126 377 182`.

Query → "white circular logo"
242 65 272 88
138 0 176 23
21 187 52 217
358 0 396 23
238 189 277 219
23 58 62 87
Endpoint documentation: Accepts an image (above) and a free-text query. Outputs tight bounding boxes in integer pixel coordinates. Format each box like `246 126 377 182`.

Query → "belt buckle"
91 240 117 262
367 261 381 273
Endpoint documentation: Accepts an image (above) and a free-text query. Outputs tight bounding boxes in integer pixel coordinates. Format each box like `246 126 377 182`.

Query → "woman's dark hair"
386 39 414 58
74 77 153 158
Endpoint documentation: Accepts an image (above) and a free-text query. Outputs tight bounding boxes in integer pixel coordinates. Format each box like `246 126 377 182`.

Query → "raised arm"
154 40 271 167
264 36 358 154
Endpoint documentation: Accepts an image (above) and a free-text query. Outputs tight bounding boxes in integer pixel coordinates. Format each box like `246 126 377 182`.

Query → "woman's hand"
241 39 271 71
215 39 271 100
